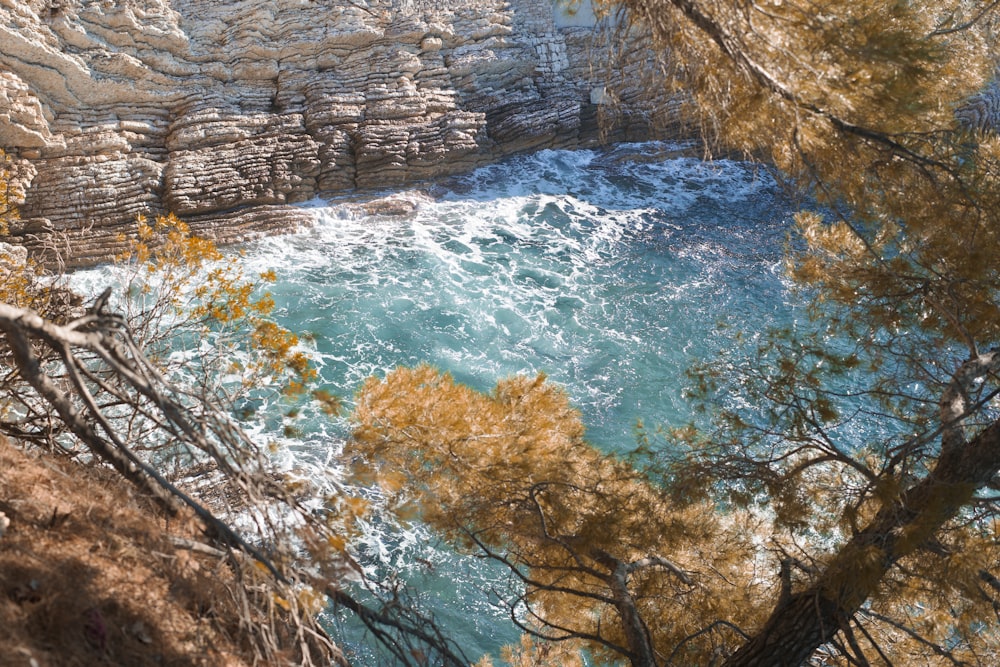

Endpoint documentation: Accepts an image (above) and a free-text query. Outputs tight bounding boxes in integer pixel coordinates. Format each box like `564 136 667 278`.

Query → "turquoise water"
242 143 795 450
73 141 800 662
235 142 799 661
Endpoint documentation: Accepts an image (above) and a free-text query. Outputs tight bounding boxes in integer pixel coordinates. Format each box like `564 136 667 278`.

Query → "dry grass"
0 436 320 667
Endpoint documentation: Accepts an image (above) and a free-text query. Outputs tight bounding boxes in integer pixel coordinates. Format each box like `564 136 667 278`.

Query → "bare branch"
0 298 470 665
858 609 972 666
626 555 695 586
940 348 1000 455
666 620 750 666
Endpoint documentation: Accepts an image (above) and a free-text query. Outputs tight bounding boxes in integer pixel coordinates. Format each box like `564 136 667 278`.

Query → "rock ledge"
0 0 679 267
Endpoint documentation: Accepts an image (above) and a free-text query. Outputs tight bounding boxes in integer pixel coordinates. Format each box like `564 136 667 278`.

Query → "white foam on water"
69 142 804 662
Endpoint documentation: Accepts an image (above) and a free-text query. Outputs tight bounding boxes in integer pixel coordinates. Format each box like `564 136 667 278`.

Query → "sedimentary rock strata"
0 0 673 267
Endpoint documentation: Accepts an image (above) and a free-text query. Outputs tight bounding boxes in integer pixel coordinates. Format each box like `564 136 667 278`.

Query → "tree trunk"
722 418 1000 667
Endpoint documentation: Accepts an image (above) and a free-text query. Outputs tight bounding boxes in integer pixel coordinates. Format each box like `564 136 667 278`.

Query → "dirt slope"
0 436 294 667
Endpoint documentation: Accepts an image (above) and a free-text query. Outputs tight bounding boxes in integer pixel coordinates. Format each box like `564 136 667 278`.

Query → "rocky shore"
3 0 997 269
0 0 680 268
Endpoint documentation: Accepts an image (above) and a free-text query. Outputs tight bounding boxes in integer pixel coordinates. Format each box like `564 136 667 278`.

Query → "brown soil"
0 436 290 667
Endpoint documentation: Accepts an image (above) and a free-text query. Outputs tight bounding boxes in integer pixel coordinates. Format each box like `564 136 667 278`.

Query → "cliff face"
0 0 672 267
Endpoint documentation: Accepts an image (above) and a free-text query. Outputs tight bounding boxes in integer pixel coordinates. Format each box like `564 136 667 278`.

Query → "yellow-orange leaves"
116 213 318 400
0 150 20 237
349 366 767 663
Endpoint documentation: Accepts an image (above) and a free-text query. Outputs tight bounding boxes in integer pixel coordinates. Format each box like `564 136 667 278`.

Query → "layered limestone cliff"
0 0 675 267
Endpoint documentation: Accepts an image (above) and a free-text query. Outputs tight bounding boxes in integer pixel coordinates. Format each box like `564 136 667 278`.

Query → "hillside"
0 436 335 667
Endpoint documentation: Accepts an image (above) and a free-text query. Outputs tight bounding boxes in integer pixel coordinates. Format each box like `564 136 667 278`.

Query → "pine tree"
349 2 1000 665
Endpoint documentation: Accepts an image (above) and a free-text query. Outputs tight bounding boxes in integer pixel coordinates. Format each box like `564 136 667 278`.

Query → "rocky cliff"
0 0 675 267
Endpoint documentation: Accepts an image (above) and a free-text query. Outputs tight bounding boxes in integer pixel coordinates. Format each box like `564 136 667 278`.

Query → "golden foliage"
0 252 43 312
109 214 367 616
474 634 587 667
0 198 353 661
0 149 20 237
604 0 1000 351
114 213 317 400
345 2 1000 664
350 366 769 663
0 155 76 325
581 0 1000 663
